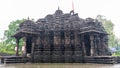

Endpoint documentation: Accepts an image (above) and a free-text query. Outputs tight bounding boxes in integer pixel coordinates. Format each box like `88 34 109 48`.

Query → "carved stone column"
49 31 54 55
93 34 97 56
70 31 75 55
90 35 94 56
40 32 44 55
81 34 86 56
31 37 35 62
31 37 35 56
82 41 86 56
41 31 45 55
96 35 101 56
61 31 65 55
100 35 104 56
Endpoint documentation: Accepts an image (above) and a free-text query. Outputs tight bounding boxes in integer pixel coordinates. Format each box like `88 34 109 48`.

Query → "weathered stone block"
34 55 44 62
43 55 51 62
64 55 73 63
53 47 61 51
52 51 62 55
64 51 73 55
73 55 83 63
51 55 64 63
43 51 51 55
74 51 82 56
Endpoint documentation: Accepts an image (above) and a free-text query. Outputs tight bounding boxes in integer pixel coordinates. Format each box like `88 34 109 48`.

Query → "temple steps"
1 55 120 64
32 55 120 64
84 56 119 64
0 56 29 64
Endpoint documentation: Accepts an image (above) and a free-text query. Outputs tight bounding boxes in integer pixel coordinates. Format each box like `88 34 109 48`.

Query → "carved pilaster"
74 31 79 46
49 31 54 55
60 31 65 55
81 34 86 56
31 37 35 55
96 35 101 56
39 32 44 55
41 31 44 49
31 37 35 62
70 31 75 55
90 35 94 56
82 41 86 56
100 36 104 56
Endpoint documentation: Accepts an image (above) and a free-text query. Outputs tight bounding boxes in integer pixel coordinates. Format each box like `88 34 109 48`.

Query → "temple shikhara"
12 9 111 63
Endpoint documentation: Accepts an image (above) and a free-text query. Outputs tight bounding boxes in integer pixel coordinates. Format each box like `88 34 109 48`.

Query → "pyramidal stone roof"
14 9 107 37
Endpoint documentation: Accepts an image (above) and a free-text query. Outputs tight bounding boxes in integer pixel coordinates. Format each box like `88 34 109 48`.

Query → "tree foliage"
4 20 25 44
0 19 25 54
96 15 119 47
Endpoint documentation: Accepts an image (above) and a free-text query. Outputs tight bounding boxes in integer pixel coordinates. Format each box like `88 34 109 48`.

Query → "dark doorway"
26 37 32 53
84 34 91 56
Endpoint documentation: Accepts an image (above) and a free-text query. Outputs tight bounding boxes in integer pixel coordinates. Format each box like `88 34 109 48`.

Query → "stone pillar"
44 31 47 50
40 32 44 55
31 38 35 55
49 31 54 55
90 35 94 56
44 32 46 49
74 31 78 46
31 38 35 62
53 32 57 48
95 35 101 56
61 31 65 55
74 34 82 56
42 31 45 49
93 35 97 56
80 34 86 56
82 41 86 56
100 36 104 56
71 31 75 55
16 38 20 56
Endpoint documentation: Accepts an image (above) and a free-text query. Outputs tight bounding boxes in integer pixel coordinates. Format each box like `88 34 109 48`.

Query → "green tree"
96 15 118 47
0 19 25 54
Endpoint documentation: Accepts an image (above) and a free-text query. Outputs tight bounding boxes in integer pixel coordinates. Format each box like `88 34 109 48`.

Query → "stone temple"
13 9 111 63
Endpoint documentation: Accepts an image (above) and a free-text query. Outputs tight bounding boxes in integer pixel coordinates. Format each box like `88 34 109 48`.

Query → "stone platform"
0 56 29 64
1 55 120 64
84 56 120 64
33 55 120 64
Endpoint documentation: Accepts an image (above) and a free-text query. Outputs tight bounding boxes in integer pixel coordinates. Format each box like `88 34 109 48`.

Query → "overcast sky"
0 0 120 41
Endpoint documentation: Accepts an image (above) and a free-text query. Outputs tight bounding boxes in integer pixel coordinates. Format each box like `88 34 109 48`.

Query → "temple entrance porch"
80 32 103 56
